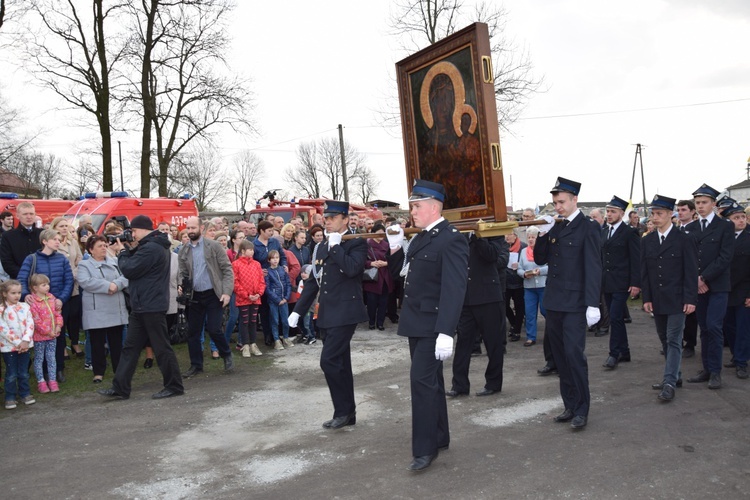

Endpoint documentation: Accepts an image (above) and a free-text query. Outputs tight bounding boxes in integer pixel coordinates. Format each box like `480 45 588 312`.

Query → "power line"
521 97 750 120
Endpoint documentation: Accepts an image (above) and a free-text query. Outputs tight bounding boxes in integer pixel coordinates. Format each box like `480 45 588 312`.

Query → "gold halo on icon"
419 61 478 137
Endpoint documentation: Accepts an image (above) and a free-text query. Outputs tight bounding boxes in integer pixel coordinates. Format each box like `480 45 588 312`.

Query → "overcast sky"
4 0 750 211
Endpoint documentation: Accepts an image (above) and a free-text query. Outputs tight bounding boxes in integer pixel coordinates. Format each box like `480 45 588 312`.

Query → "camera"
107 215 134 245
107 230 133 245
177 277 193 306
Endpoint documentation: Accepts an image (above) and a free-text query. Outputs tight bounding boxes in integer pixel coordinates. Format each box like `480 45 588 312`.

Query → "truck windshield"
72 214 107 232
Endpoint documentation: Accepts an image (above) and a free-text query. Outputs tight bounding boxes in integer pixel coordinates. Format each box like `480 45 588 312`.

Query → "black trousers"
683 310 698 349
186 290 231 369
409 336 449 457
112 312 183 397
452 302 505 393
90 325 124 377
505 287 525 333
546 309 590 417
319 324 357 418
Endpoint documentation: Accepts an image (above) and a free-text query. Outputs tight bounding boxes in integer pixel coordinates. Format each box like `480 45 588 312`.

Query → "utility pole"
629 143 647 212
338 124 349 202
117 140 124 192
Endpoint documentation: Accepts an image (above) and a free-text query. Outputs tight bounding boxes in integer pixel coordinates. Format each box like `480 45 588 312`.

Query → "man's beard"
188 232 201 241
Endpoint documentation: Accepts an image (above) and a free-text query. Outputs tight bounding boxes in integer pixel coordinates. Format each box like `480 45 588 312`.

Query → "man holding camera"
98 215 184 400
179 216 235 378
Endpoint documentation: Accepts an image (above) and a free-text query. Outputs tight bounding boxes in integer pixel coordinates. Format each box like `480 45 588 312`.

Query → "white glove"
435 333 454 361
537 215 554 234
287 312 300 328
386 224 405 249
586 306 601 327
327 231 343 247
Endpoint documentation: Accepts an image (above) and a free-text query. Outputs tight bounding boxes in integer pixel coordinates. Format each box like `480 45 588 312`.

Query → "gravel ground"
2 304 749 499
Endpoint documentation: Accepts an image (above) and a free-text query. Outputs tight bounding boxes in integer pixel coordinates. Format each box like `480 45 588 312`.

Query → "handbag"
169 309 188 345
362 247 378 282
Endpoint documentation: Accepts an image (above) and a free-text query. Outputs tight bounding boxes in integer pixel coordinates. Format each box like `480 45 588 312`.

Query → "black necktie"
660 234 665 245
701 219 707 231
608 226 613 240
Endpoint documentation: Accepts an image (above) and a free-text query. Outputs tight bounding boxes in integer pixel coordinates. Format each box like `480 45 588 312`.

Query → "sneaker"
241 344 251 358
84 363 93 371
305 338 317 345
249 343 262 356
22 395 36 405
5 400 17 410
274 340 284 350
38 381 50 394
48 381 60 393
282 338 294 348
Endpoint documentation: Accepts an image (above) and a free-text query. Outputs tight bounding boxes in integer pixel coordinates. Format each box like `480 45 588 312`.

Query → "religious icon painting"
397 23 508 224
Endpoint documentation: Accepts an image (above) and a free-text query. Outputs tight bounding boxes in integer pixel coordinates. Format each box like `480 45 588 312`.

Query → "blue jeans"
523 288 546 341
269 302 289 341
654 313 684 386
3 351 31 401
696 292 728 374
84 331 92 364
33 340 57 382
224 293 239 344
605 291 630 358
724 305 750 368
301 311 315 341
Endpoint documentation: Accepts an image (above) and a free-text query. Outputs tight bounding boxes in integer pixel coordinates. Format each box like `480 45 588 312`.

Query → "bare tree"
125 0 255 197
17 0 129 191
387 0 543 130
164 143 225 211
287 141 322 199
286 138 372 201
2 151 64 198
0 92 35 169
232 150 264 211
61 158 101 198
350 164 380 204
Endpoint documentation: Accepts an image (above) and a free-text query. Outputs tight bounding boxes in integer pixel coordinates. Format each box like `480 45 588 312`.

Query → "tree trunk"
95 0 113 191
139 0 159 198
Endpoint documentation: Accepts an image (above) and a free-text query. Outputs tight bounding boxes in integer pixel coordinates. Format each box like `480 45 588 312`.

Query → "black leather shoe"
438 444 449 451
538 364 558 376
57 371 66 383
97 387 129 400
724 360 736 368
471 349 482 357
618 353 631 362
708 372 722 389
570 415 587 429
687 371 710 383
623 317 632 324
594 329 609 337
554 409 574 422
143 358 154 369
152 388 184 399
737 367 749 379
445 390 469 398
323 413 356 429
652 379 682 389
369 324 376 330
682 347 695 359
223 354 234 372
602 356 618 369
408 452 438 471
182 366 203 378
377 325 385 331
657 384 675 401
476 388 499 397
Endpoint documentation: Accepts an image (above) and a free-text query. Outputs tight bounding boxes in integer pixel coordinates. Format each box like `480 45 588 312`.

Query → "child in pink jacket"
27 274 63 394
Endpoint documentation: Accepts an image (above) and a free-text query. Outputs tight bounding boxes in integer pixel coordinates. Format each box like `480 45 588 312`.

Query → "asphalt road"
2 303 748 499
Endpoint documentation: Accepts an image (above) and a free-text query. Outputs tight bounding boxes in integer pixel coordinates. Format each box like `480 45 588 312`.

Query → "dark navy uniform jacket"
534 211 602 312
293 236 368 329
684 216 735 292
464 235 505 306
729 228 750 307
601 223 641 293
397 219 469 338
641 227 698 315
